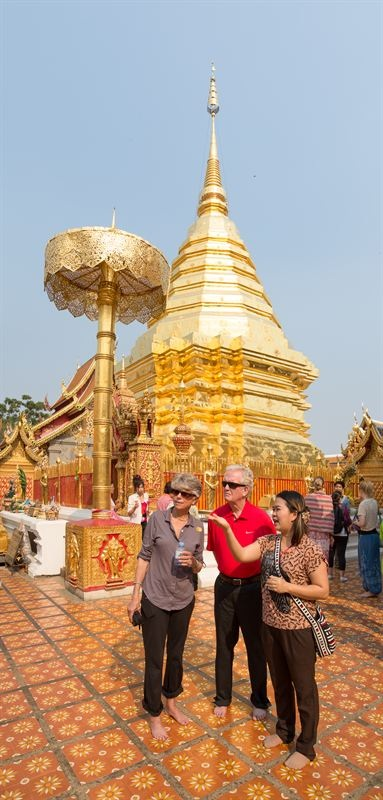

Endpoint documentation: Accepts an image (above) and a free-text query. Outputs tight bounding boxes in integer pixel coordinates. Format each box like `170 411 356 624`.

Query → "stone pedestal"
65 517 141 600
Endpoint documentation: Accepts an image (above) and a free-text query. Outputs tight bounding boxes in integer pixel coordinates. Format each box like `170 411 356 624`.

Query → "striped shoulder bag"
274 536 336 658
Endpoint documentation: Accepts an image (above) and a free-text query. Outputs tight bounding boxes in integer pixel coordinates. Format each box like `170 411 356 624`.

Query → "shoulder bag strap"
273 534 317 624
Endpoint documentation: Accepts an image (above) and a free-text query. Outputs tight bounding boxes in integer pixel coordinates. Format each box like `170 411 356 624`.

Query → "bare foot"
284 751 310 770
263 734 284 749
165 700 189 725
149 715 169 740
360 591 379 598
252 705 267 721
214 705 228 718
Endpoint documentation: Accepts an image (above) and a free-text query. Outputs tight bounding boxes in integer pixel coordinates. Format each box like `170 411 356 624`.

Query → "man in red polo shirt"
207 464 275 720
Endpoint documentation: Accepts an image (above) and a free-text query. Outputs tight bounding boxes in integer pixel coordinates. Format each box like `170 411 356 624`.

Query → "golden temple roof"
33 357 95 445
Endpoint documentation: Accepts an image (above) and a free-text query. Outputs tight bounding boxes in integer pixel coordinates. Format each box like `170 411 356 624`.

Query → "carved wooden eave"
342 413 383 465
0 416 43 464
33 356 95 446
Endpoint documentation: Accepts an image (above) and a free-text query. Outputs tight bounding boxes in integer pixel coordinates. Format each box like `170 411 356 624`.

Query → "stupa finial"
111 208 116 229
198 64 228 217
207 63 219 116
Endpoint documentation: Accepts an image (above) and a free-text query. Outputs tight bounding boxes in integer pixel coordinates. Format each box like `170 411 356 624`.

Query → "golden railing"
33 453 360 511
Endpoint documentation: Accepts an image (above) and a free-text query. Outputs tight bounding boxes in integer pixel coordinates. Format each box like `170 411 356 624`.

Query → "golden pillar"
44 223 169 598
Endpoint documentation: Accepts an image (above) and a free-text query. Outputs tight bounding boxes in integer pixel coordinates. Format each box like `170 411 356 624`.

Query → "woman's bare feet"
149 715 169 740
165 699 189 725
284 751 310 770
263 734 284 748
214 705 228 718
252 705 267 721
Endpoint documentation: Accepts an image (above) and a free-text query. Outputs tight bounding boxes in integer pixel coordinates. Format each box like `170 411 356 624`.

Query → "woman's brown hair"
276 490 308 546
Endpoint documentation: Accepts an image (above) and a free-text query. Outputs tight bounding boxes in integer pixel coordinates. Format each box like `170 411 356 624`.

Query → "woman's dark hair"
332 490 342 505
276 490 308 546
334 479 345 488
133 474 144 491
164 481 172 494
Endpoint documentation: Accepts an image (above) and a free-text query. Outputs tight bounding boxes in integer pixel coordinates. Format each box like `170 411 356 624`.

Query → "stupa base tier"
64 517 141 600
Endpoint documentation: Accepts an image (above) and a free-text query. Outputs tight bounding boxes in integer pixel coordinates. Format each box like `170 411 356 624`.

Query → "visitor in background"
127 473 204 740
304 476 334 559
207 464 275 721
127 475 149 538
328 490 351 582
354 480 381 598
157 481 173 511
209 490 329 770
333 479 351 513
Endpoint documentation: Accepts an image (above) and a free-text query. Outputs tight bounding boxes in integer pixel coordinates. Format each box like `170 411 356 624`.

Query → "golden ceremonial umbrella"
45 224 169 516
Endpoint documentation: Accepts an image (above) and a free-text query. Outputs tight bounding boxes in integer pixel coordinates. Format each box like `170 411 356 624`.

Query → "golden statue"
67 532 80 580
100 536 127 581
204 445 218 509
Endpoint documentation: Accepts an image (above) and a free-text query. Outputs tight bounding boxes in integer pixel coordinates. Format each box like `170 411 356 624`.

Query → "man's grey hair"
171 473 202 498
225 464 254 490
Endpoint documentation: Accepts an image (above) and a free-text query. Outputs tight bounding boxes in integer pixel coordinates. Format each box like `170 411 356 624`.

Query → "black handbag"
273 536 336 658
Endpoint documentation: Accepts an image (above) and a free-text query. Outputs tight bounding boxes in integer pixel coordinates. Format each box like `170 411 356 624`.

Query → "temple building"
340 411 383 504
33 356 95 463
121 70 318 464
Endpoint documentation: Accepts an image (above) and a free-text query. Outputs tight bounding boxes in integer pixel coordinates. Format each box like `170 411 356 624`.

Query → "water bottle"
175 540 185 562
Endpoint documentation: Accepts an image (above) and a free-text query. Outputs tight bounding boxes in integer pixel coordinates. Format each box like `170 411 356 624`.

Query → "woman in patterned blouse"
209 490 329 771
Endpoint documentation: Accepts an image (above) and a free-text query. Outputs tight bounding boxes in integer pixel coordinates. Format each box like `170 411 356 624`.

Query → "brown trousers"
262 624 319 760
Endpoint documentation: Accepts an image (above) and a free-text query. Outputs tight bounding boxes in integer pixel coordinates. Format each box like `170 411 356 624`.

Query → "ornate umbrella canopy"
44 226 170 323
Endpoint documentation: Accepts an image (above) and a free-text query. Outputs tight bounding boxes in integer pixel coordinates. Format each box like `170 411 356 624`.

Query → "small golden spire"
198 64 228 217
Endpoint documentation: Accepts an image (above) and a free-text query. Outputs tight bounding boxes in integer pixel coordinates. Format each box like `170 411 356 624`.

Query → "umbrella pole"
92 263 117 517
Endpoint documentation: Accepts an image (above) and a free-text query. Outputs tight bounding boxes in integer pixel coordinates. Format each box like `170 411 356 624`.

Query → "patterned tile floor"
0 560 382 800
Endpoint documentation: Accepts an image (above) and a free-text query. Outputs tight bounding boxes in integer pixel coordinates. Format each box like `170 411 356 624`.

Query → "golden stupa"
122 68 318 464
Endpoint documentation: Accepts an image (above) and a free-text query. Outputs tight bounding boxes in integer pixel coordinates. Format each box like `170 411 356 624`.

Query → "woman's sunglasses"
171 489 196 500
222 480 247 489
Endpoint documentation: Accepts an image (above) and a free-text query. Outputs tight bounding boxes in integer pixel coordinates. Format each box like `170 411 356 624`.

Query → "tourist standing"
156 481 173 511
207 464 275 721
333 479 351 513
127 475 150 538
304 476 334 559
127 474 204 740
209 490 329 770
354 480 381 598
328 490 351 582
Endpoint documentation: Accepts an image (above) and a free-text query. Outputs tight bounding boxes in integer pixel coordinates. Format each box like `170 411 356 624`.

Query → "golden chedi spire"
124 67 318 464
198 65 228 217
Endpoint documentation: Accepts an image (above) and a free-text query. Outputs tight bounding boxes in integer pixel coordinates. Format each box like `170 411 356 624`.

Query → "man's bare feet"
149 715 169 740
263 734 284 749
252 705 267 721
284 751 310 770
214 705 228 718
165 699 189 725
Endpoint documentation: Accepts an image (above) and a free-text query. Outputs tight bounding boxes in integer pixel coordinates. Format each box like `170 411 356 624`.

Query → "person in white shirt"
127 475 149 538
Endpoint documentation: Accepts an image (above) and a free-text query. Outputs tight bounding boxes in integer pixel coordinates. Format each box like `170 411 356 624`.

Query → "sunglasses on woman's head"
222 480 247 489
171 489 196 499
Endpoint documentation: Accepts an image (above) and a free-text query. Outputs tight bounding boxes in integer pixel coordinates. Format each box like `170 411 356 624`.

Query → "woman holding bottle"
127 473 204 740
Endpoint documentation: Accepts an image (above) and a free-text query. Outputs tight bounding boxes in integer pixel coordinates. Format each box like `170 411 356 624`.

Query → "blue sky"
1 0 381 454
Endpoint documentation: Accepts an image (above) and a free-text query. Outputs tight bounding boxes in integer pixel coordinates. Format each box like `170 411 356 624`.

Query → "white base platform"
1 507 92 577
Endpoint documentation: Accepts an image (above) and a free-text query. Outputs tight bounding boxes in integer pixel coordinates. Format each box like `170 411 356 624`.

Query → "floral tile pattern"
162 738 251 796
62 727 143 782
29 676 92 709
43 699 116 740
0 752 71 798
0 560 382 800
0 717 50 757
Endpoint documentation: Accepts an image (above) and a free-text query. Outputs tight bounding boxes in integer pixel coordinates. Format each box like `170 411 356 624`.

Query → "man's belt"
219 573 260 586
